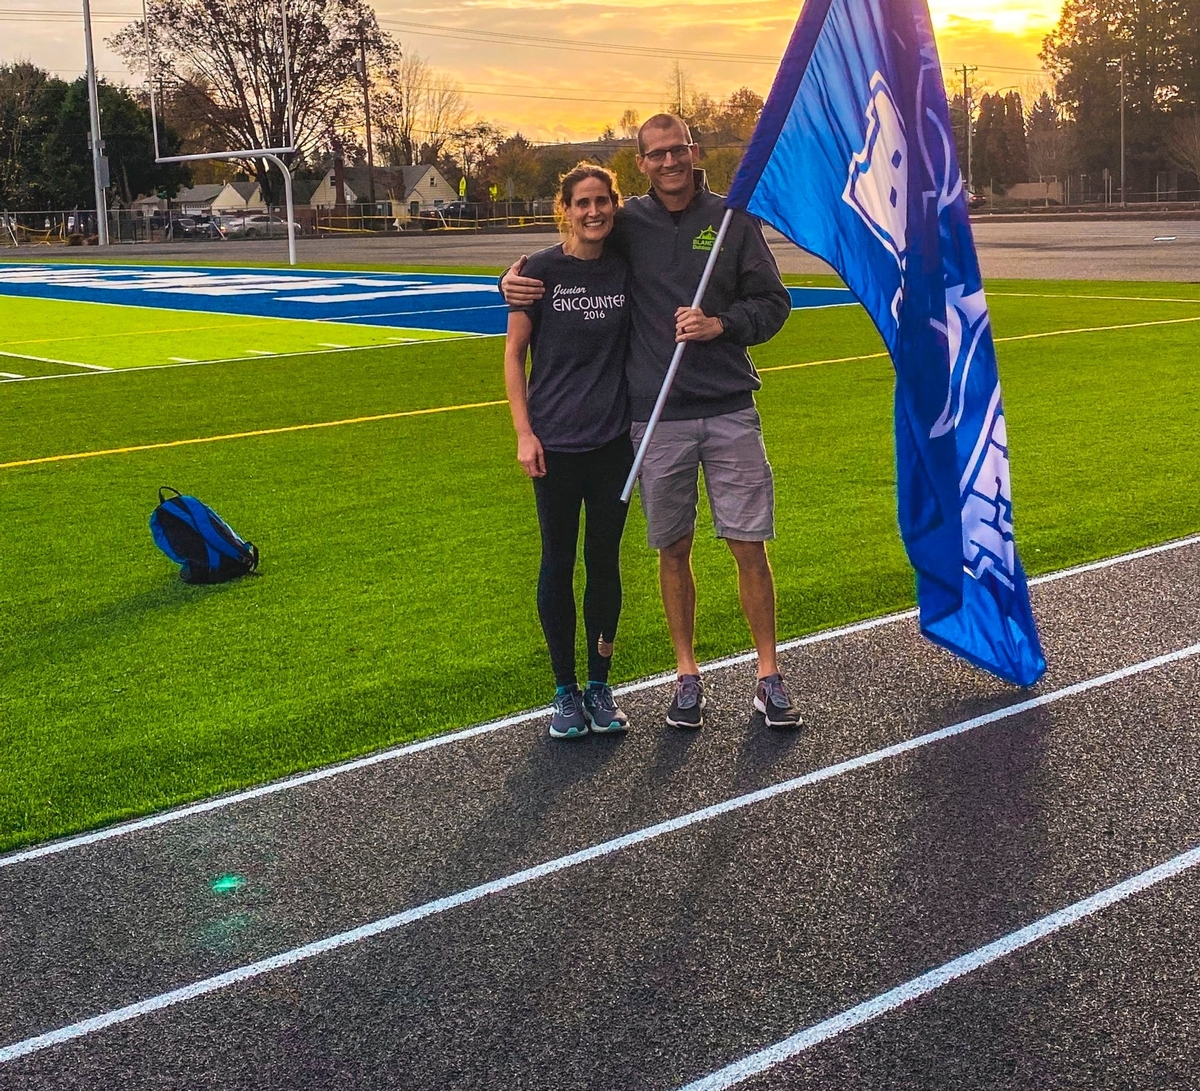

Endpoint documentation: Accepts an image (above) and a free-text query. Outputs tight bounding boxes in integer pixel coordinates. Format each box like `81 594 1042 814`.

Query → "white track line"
2 533 1197 872
679 839 1200 1090
2 641 1197 1065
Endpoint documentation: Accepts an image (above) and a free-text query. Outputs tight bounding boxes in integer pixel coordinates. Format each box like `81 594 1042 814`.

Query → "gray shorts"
631 406 775 549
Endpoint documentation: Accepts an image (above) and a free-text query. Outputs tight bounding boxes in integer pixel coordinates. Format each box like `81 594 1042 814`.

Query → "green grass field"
2 273 1198 852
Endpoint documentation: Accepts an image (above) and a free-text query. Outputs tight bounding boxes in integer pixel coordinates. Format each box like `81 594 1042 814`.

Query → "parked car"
967 189 987 209
224 213 301 238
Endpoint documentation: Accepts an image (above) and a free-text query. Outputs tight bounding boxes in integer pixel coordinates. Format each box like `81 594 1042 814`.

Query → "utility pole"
81 0 109 245
961 64 977 198
355 37 376 210
1119 54 1126 208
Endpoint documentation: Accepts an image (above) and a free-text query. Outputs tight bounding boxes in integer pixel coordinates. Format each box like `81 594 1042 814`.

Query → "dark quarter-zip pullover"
609 171 792 422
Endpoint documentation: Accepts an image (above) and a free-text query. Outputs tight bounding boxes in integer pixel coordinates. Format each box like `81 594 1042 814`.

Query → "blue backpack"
150 487 259 584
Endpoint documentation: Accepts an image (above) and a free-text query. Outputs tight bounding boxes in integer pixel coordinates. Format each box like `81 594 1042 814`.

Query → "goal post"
142 0 299 264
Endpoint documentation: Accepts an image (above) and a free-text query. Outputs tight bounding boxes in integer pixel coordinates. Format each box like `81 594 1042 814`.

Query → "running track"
2 538 1198 1088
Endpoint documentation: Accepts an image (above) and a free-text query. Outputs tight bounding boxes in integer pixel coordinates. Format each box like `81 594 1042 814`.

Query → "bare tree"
110 0 397 198
619 108 639 140
375 51 425 166
1167 114 1200 182
421 72 467 163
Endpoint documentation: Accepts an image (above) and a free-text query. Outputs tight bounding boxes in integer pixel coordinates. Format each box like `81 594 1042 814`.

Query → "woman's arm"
503 310 546 478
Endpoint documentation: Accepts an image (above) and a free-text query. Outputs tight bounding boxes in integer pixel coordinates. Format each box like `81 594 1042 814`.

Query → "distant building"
172 184 226 215
311 164 457 216
212 181 263 214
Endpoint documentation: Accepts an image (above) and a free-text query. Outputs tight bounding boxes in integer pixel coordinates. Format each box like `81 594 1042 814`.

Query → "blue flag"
728 0 1045 686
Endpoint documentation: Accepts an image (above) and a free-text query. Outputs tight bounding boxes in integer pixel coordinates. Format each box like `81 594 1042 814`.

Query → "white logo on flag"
843 73 908 271
929 284 990 438
959 384 1017 589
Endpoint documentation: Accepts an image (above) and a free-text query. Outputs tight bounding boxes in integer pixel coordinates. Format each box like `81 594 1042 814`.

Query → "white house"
212 181 263 214
312 164 458 215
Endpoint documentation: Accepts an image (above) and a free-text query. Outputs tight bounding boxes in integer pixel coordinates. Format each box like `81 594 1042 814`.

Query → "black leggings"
532 433 634 688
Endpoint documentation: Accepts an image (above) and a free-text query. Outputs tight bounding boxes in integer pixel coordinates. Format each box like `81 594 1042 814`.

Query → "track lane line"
0 641 1197 1065
1 534 1196 871
679 839 1200 1090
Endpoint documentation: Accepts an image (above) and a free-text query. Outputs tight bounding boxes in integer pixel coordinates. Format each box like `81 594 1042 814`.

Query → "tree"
0 63 56 207
1167 113 1200 182
110 0 397 201
490 133 540 200
607 146 646 199
0 66 187 209
1026 92 1078 181
619 109 639 140
720 87 764 142
374 51 467 167
1041 0 1199 188
450 119 506 198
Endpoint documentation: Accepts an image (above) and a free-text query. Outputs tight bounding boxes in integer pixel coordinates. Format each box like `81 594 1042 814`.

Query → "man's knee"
659 533 694 569
726 537 770 574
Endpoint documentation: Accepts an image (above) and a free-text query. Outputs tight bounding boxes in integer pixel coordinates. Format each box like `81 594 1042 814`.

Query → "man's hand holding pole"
620 207 734 503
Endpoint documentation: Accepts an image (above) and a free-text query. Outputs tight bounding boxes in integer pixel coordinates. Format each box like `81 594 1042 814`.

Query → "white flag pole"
620 207 735 503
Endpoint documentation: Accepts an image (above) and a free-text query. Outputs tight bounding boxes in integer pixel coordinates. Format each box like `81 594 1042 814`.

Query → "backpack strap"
158 486 183 505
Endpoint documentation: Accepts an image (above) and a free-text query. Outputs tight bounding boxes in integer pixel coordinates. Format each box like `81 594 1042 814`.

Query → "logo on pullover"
692 225 718 251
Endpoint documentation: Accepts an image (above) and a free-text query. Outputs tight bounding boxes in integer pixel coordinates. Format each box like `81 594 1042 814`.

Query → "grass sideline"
1 277 1198 851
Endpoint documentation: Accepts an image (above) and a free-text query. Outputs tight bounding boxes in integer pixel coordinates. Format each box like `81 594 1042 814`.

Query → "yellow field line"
760 315 1200 374
5 315 1198 471
0 400 507 471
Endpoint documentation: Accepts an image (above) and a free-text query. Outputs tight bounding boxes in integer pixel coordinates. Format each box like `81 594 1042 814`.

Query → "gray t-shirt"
514 244 631 453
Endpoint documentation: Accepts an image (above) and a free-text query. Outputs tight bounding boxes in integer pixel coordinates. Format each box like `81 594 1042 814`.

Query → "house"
172 184 226 216
311 164 457 215
212 181 263 214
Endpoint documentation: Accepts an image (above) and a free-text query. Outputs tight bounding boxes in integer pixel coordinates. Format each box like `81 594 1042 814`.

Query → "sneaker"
583 683 629 734
666 673 706 729
549 687 589 739
754 673 803 729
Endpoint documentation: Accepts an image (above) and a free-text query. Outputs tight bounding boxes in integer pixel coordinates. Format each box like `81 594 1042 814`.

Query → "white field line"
2 532 1197 872
0 335 487 384
678 839 1200 1091
0 371 24 378
0 348 109 371
1 641 1197 1066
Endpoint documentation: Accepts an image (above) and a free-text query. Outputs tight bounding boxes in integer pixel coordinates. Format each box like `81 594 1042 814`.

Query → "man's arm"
714 217 792 346
499 255 546 307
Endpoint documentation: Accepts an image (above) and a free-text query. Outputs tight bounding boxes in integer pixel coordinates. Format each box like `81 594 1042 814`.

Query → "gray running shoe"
549 687 589 739
666 673 706 729
754 673 802 729
583 683 629 733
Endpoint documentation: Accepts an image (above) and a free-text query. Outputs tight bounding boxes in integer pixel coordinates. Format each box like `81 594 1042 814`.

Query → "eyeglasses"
639 144 693 164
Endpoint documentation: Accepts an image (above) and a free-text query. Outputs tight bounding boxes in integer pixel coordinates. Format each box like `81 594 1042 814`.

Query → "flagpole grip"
620 208 735 504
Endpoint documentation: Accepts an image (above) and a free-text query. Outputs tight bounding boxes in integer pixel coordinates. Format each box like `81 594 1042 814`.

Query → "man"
501 114 801 730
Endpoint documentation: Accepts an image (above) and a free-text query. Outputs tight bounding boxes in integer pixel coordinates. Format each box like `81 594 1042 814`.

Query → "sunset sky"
11 0 1065 143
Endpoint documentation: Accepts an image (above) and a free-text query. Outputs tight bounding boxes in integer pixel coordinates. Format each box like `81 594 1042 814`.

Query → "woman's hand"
518 431 547 478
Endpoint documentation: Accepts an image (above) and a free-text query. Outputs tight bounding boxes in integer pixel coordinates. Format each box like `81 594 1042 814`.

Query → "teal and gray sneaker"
583 683 629 734
549 686 589 739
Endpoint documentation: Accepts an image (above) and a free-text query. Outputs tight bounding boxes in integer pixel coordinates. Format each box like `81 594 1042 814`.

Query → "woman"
504 164 633 739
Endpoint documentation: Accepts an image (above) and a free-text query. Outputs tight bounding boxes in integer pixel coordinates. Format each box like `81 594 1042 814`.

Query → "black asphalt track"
1 540 1198 1089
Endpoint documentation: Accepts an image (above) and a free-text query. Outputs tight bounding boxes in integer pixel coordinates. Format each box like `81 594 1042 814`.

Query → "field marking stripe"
0 400 508 470
759 316 1200 376
0 349 110 371
0 334 489 384
678 840 1200 1091
0 316 316 348
2 533 1196 871
2 642 1197 1065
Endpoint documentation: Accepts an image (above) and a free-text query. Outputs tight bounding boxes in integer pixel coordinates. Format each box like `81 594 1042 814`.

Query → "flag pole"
620 207 734 503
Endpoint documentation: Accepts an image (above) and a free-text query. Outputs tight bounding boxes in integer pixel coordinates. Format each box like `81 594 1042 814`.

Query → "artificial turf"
0 295 463 374
1 277 1198 851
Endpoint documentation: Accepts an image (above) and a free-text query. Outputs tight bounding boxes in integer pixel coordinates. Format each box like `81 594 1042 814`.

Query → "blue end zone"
0 263 855 336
